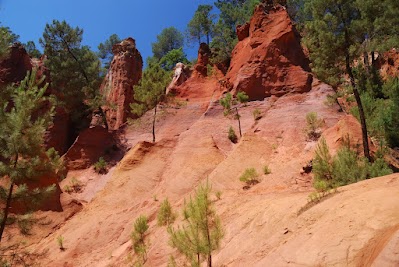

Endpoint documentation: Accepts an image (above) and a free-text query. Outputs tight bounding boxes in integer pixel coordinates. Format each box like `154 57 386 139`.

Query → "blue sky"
0 0 215 62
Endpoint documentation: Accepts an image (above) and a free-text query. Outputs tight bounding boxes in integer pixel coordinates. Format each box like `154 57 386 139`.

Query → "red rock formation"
10 153 63 213
64 126 115 170
193 43 211 78
0 43 32 86
236 23 250 41
376 49 399 79
101 38 143 130
226 4 312 100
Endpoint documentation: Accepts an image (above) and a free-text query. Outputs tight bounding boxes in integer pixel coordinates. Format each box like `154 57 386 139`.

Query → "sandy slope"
16 79 399 266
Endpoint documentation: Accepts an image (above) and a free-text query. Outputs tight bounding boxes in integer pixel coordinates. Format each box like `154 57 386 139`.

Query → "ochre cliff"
226 4 312 99
101 38 143 130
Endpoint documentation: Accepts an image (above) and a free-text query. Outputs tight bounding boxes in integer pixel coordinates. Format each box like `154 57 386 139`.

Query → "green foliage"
159 48 189 71
351 76 399 148
64 177 82 193
253 109 262 121
220 91 248 116
312 138 392 191
23 41 42 58
94 157 107 174
39 20 102 130
97 33 121 70
215 191 222 200
263 165 271 175
187 5 215 45
0 70 63 241
236 91 249 104
168 182 224 267
157 199 176 226
220 93 233 115
57 235 65 250
17 214 33 235
131 215 149 264
211 0 260 64
0 25 19 59
152 27 184 60
305 112 323 140
239 168 259 184
130 63 171 117
228 126 238 143
312 138 333 185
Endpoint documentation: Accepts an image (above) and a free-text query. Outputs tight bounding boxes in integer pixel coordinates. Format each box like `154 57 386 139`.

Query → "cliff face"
101 38 143 130
226 4 312 100
0 43 32 86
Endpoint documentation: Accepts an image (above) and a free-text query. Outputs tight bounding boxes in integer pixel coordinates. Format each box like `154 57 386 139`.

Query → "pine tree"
220 91 248 138
97 34 121 70
303 0 371 161
187 5 215 45
39 20 103 130
131 215 149 264
211 0 260 64
23 41 42 58
168 182 224 267
152 27 184 60
0 70 63 241
157 198 176 226
130 63 171 143
0 25 19 59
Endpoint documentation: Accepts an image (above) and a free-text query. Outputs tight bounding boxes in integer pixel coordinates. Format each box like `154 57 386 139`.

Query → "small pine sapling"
228 126 238 143
157 199 176 226
131 215 149 264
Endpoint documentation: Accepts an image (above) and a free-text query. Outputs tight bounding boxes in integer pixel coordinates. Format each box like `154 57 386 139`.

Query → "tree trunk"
0 182 14 242
235 107 242 137
338 7 371 162
371 51 376 67
345 57 372 162
98 106 109 130
152 104 157 143
206 34 210 45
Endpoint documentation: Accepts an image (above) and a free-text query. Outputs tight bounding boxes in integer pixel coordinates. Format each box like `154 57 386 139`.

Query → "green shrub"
228 126 238 143
64 177 82 194
263 165 271 175
305 112 324 140
57 235 65 250
236 91 249 104
94 157 108 174
253 109 262 121
157 199 176 226
215 191 222 200
131 215 149 263
313 137 392 190
239 168 259 186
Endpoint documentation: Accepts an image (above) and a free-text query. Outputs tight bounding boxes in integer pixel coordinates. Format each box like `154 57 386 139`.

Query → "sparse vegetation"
228 126 238 143
215 191 222 200
157 199 176 226
131 215 149 264
168 182 224 267
304 112 323 140
263 165 271 175
94 157 108 174
313 138 392 191
239 168 260 189
253 109 262 121
64 177 82 193
220 92 249 138
57 236 65 250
